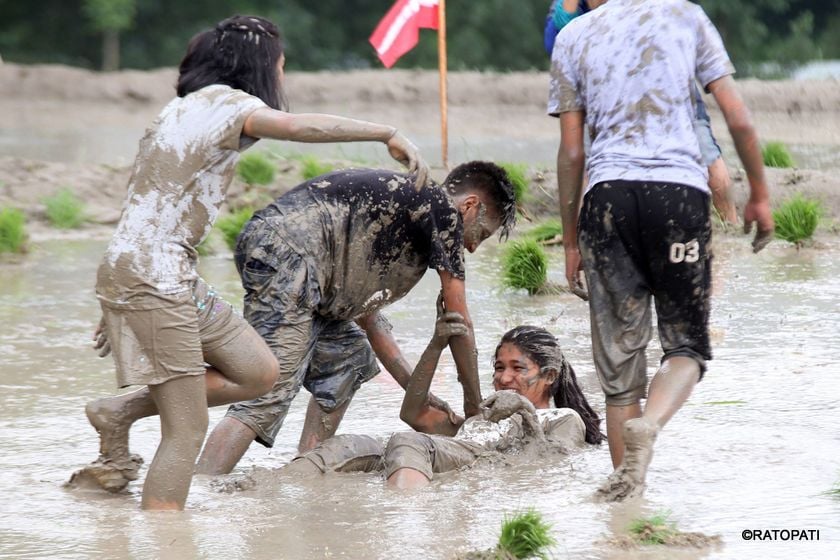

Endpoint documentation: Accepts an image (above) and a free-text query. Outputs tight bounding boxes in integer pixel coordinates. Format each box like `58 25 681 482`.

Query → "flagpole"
438 0 449 169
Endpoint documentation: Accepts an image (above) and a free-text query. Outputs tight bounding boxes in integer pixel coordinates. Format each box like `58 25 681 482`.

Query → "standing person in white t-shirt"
70 14 429 511
548 0 774 501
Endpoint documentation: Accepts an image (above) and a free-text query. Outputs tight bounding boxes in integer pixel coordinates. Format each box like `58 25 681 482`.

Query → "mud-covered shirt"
253 169 465 320
97 85 266 305
457 408 585 451
547 0 735 193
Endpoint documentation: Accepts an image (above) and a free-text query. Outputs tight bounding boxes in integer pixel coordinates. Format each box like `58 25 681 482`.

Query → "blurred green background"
1 0 838 75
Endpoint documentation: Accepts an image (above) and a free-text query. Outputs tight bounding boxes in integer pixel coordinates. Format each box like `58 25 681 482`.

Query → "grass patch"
300 155 336 180
236 151 276 186
502 239 548 295
497 509 556 560
499 162 529 205
773 194 822 247
0 208 27 254
44 188 86 229
762 141 796 168
215 208 254 251
628 511 678 545
523 219 562 243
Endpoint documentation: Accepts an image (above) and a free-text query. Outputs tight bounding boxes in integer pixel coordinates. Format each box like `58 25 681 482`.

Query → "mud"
605 528 723 550
596 417 659 502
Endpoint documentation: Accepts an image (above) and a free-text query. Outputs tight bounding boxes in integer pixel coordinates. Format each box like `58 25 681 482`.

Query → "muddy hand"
93 316 111 358
743 198 774 254
426 392 455 418
564 246 589 301
432 311 467 349
481 390 536 423
386 131 429 191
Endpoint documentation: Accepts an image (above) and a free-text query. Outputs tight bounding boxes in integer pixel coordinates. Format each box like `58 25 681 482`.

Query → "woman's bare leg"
71 327 278 491
142 375 208 510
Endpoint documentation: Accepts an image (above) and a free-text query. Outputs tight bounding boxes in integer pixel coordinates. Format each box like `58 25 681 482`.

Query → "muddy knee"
292 434 384 474
383 432 434 480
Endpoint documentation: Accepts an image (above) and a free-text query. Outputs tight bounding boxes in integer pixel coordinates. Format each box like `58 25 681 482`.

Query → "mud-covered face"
492 342 554 407
460 195 502 253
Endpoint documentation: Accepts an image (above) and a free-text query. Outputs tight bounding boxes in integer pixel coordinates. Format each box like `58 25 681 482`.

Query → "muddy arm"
356 311 457 416
706 76 774 252
438 272 482 418
243 108 428 188
556 110 587 299
399 311 466 437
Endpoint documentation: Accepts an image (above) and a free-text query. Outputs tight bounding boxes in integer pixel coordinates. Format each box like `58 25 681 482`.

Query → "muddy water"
1 235 839 559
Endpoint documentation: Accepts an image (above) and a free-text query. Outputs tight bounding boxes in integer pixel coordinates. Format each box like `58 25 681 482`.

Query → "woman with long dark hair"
71 14 428 510
285 312 603 488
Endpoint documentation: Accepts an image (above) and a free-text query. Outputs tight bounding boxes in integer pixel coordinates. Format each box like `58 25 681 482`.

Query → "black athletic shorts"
578 181 712 406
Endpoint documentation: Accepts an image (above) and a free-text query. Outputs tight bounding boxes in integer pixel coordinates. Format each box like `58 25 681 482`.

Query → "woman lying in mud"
69 14 428 511
283 309 603 489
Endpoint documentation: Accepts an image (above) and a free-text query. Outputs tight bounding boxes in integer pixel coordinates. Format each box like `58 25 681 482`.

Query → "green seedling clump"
499 162 529 205
762 141 795 168
44 188 86 229
237 152 276 186
523 219 563 243
502 239 548 295
216 208 254 251
0 207 27 254
628 511 678 545
773 194 822 247
497 509 556 560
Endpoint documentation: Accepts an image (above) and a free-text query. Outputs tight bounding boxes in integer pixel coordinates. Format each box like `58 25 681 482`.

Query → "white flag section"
369 0 439 68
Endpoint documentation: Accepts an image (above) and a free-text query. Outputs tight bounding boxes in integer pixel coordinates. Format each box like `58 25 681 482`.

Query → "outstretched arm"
243 108 428 189
356 312 455 414
438 272 482 418
399 309 466 437
707 76 774 252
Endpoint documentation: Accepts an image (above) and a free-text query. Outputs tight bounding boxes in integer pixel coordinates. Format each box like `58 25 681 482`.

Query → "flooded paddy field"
1 235 838 559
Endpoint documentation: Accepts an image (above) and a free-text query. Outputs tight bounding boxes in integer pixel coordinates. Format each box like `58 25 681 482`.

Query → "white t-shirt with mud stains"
547 0 735 193
97 85 266 304
457 408 586 451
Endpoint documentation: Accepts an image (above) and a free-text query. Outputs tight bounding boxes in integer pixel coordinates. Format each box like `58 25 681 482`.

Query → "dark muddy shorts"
226 218 380 448
578 181 712 406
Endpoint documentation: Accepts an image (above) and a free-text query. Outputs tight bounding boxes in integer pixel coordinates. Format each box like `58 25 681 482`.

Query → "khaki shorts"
293 432 482 481
98 279 248 388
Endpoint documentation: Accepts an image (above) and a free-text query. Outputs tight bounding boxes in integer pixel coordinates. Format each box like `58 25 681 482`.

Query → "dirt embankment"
1 63 838 232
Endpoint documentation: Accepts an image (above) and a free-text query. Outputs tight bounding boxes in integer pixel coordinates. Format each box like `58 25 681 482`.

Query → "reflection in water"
1 238 839 559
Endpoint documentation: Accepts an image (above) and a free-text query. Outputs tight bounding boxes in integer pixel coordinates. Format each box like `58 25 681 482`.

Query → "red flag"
369 0 440 68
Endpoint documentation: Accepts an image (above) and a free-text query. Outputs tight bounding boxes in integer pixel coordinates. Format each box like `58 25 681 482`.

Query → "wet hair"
176 15 288 111
495 326 604 445
444 161 517 240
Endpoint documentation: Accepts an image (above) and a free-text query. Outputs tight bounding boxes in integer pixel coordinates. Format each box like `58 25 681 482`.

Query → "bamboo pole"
438 0 449 169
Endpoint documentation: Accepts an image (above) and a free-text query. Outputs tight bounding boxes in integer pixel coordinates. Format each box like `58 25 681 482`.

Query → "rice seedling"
628 511 678 545
300 155 336 180
236 151 276 186
772 194 822 247
43 188 86 229
497 509 556 560
499 162 529 205
0 207 27 254
762 141 795 168
502 239 548 295
523 219 563 243
215 208 254 251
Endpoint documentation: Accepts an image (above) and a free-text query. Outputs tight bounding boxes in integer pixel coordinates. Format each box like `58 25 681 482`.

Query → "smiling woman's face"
492 342 554 408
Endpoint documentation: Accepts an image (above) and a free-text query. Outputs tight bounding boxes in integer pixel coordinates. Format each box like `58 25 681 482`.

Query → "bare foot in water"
65 398 143 492
595 417 659 502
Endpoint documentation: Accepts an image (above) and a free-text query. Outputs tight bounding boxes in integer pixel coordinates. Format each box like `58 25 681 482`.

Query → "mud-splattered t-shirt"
97 85 266 304
457 408 585 451
253 169 465 320
547 0 735 194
